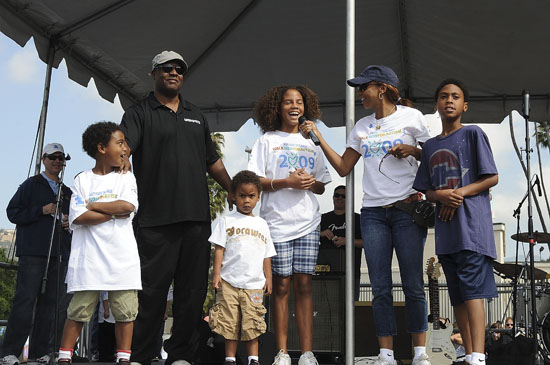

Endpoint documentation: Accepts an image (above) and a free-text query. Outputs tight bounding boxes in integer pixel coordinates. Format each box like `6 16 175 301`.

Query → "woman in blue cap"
300 65 431 365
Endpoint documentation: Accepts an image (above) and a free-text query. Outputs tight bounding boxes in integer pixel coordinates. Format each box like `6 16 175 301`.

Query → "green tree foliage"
536 122 550 149
208 133 229 221
0 249 17 319
203 132 229 315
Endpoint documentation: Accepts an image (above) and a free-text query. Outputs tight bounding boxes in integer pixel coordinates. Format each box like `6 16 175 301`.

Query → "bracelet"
270 179 275 191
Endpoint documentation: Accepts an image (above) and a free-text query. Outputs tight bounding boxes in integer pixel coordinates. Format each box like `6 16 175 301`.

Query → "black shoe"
117 360 130 365
249 360 260 365
57 359 71 365
224 361 236 365
71 355 88 363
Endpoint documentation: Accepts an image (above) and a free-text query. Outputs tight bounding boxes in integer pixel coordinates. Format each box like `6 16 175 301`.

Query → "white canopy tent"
1 0 549 362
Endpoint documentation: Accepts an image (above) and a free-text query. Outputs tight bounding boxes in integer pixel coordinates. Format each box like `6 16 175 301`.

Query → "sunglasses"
378 152 413 184
358 83 374 92
45 154 65 161
333 193 346 198
155 64 185 75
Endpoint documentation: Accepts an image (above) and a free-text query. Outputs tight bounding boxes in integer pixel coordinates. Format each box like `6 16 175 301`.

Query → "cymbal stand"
522 91 538 364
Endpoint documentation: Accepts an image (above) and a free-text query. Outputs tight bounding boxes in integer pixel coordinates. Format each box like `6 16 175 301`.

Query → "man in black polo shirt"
120 51 232 365
318 185 363 300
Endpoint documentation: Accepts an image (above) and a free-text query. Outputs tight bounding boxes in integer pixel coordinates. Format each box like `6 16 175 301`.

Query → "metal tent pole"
34 40 55 175
345 1 355 364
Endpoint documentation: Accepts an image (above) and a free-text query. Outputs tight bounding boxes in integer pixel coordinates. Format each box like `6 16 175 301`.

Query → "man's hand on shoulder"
119 157 132 173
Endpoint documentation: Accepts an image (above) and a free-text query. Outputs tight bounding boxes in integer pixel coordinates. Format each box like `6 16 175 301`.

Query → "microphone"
522 89 530 118
298 116 320 146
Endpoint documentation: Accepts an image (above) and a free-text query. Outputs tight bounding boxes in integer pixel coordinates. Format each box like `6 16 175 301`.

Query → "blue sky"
1 33 548 261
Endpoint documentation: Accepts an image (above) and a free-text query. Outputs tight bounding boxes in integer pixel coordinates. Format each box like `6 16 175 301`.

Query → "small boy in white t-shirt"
58 121 141 364
209 170 276 365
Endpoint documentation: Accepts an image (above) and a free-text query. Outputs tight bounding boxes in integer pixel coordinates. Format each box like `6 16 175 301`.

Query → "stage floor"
47 357 406 365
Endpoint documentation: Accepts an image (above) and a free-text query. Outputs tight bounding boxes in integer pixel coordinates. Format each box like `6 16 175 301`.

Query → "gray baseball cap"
151 51 188 73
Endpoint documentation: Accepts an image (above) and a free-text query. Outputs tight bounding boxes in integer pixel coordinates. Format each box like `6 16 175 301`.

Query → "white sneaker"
297 352 318 365
171 361 191 365
373 354 397 365
411 353 431 365
33 355 51 364
272 350 291 365
1 355 19 365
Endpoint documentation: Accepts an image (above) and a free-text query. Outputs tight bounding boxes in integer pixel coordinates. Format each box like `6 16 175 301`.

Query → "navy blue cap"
347 65 399 88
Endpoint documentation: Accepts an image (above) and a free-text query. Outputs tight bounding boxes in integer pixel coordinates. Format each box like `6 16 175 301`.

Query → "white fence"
358 283 518 325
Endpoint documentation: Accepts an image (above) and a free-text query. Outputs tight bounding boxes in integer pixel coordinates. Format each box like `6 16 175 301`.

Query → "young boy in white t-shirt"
58 121 141 364
209 170 277 365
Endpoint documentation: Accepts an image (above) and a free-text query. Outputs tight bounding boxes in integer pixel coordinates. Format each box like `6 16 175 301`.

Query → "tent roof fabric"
1 0 548 131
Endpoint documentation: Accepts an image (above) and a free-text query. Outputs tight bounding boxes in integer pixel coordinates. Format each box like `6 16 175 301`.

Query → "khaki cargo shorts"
67 290 138 322
209 280 267 341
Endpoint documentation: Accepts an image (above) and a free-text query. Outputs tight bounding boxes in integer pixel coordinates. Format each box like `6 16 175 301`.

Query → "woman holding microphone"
299 65 431 365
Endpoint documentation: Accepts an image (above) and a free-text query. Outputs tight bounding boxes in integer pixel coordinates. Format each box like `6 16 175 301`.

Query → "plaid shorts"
271 228 320 276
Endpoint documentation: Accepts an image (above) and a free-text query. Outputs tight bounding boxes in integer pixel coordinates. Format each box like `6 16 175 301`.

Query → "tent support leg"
34 39 56 175
345 1 355 365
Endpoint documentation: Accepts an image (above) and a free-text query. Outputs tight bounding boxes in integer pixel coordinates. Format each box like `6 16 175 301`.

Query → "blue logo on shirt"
75 195 85 205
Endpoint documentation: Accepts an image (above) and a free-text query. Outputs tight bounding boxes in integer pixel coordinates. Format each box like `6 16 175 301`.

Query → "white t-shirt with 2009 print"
346 105 430 207
248 131 332 242
67 170 141 292
209 211 277 290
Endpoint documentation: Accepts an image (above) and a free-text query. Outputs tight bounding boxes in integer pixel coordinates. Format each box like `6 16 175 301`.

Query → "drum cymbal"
511 232 550 243
493 261 548 281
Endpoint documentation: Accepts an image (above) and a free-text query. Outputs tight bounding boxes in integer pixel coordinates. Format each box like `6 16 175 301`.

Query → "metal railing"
358 283 516 325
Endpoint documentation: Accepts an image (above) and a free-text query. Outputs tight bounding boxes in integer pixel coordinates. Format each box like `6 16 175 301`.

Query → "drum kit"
493 232 550 361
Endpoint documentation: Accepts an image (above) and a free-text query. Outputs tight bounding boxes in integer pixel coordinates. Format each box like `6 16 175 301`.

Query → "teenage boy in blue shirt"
413 79 498 365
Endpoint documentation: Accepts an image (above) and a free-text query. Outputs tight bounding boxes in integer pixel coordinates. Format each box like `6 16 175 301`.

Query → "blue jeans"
1 256 64 358
361 207 428 336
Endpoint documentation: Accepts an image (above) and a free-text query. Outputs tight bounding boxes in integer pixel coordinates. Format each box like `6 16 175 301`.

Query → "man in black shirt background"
120 51 232 365
319 185 363 300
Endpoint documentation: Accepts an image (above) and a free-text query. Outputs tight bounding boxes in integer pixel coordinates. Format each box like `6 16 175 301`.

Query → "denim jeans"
2 256 64 358
361 207 428 336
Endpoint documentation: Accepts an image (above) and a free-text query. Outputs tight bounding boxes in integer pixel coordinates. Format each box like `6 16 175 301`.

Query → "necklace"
375 105 397 129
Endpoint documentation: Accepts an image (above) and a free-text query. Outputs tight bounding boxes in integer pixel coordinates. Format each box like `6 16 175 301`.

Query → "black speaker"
354 302 412 361
269 274 344 354
316 248 345 273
